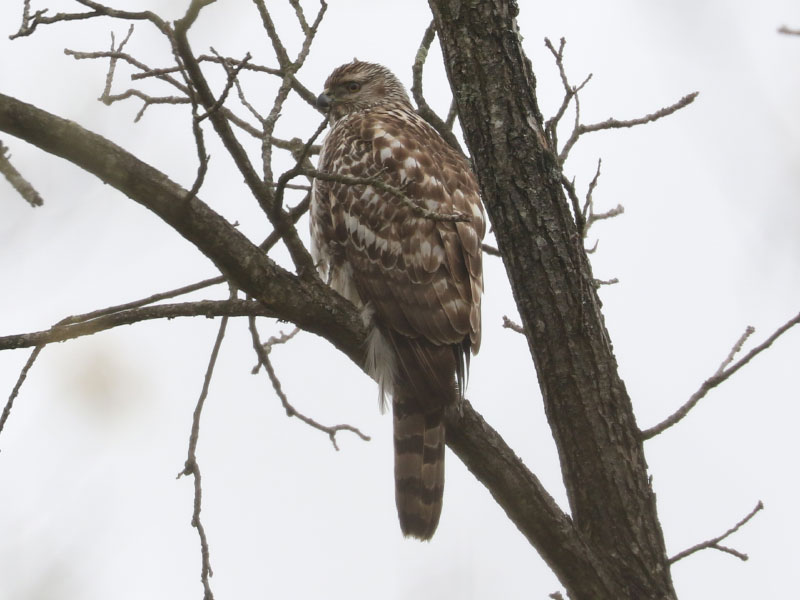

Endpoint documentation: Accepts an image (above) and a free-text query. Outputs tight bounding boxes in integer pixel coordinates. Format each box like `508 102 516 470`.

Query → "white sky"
1 1 799 598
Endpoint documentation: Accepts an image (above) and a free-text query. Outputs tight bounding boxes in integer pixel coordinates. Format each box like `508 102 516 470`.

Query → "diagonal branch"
0 346 43 444
247 317 370 450
0 91 366 362
642 311 800 439
411 21 463 153
0 139 43 206
172 4 316 276
559 92 698 164
669 501 764 564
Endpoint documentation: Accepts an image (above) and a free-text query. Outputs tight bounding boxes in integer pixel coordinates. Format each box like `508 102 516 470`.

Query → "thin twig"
559 92 699 164
0 140 43 206
502 316 525 335
560 174 585 234
0 346 44 446
0 300 274 351
273 117 329 213
197 53 252 122
543 37 592 153
669 501 764 564
593 278 619 287
247 317 370 450
777 25 800 36
642 312 800 439
177 299 231 600
250 327 300 374
99 25 135 104
411 21 463 153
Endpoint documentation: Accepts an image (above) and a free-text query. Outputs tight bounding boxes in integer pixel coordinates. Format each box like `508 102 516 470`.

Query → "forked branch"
669 501 764 564
247 317 370 450
177 293 234 600
642 311 800 439
412 21 463 153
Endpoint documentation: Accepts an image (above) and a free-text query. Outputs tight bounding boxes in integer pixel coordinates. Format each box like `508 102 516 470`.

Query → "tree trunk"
429 1 677 598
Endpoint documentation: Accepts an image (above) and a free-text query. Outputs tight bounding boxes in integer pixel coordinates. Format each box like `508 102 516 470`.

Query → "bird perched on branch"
311 60 484 540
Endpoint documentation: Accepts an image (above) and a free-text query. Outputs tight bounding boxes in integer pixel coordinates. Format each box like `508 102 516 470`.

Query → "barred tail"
393 396 445 540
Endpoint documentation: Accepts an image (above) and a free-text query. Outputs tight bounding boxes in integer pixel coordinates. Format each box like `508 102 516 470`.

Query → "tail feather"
388 333 461 540
394 401 445 540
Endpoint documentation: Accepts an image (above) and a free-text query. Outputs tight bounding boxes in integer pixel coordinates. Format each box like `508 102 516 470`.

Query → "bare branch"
481 243 501 257
411 21 464 153
0 300 274 351
14 0 170 39
543 37 592 153
559 92 699 163
642 312 800 439
714 326 755 375
171 8 316 276
273 117 329 213
593 278 619 287
560 174 585 234
502 315 525 335
99 25 135 104
301 168 472 223
778 25 800 36
250 327 300 374
0 140 43 206
247 317 370 450
0 346 43 446
197 53 252 122
11 4 102 39
131 55 319 110
586 204 624 229
669 501 764 564
177 289 231 600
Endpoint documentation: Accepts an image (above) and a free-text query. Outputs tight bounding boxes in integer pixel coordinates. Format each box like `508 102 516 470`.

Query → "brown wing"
316 108 484 352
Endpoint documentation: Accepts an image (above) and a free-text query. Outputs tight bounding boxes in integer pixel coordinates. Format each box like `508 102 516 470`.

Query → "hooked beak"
316 92 332 111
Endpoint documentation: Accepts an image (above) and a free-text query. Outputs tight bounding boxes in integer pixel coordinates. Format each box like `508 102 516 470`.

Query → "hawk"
310 60 484 540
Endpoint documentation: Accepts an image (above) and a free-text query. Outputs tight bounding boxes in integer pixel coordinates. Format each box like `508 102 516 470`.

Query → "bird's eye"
346 81 361 92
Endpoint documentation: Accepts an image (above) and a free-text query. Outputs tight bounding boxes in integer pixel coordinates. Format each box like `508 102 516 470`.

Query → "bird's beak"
317 92 333 111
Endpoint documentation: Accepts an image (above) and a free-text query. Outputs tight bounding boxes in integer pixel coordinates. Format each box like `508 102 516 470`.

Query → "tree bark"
429 1 677 598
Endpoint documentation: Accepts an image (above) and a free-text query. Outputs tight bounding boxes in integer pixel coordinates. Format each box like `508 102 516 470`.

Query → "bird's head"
317 60 412 121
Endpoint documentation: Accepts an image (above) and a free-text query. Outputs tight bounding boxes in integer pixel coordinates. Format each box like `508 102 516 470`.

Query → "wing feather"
314 108 484 350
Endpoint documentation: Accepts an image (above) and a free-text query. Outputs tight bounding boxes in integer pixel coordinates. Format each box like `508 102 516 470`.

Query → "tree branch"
559 92 699 164
0 92 366 363
0 300 276 351
0 346 43 444
177 292 232 600
411 21 464 153
247 317 370 450
642 312 800 439
0 139 43 206
669 501 764 564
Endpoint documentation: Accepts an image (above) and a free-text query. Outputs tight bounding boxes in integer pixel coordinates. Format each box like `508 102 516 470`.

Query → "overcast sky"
1 1 799 599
